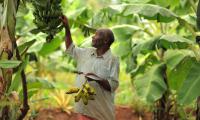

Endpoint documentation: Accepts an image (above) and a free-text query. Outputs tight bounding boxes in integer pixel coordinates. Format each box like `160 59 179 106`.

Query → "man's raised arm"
60 15 72 49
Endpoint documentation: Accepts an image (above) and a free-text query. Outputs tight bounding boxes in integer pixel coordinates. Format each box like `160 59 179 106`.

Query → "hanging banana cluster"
66 82 96 105
31 0 63 42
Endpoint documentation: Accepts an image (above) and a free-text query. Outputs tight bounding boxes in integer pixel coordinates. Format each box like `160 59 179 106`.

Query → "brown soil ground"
35 105 152 120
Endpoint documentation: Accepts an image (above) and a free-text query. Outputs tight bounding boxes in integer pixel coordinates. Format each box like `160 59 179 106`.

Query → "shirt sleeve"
107 57 120 92
65 43 85 60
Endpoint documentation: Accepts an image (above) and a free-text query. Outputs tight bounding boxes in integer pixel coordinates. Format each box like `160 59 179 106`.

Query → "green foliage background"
6 0 200 119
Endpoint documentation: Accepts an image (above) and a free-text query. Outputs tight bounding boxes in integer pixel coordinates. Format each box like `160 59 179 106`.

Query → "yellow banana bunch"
66 83 96 105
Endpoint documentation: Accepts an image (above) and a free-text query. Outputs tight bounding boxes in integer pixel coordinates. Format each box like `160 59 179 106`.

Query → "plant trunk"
153 66 169 120
153 94 171 120
0 0 21 119
153 65 178 120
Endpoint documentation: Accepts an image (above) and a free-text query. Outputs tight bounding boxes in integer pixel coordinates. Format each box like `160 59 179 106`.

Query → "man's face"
92 31 105 48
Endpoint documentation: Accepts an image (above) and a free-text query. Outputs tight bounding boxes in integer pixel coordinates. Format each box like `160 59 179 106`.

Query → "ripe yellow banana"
88 87 96 95
82 93 88 105
74 91 82 102
66 88 80 94
84 83 96 95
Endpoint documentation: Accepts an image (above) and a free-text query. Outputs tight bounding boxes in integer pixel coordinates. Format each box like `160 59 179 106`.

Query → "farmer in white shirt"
60 15 119 120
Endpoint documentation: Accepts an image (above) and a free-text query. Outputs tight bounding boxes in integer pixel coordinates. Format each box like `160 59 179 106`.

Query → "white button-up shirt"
66 43 120 120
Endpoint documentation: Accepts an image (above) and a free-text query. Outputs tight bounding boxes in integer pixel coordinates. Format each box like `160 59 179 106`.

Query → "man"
60 15 119 120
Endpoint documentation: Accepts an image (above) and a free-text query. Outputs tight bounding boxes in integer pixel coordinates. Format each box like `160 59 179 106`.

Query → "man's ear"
104 39 109 44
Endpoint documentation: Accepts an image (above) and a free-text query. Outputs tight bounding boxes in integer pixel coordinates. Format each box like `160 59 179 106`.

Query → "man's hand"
59 15 69 28
85 73 111 92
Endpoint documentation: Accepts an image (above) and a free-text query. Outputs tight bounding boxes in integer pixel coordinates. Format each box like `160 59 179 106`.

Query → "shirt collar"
91 49 111 59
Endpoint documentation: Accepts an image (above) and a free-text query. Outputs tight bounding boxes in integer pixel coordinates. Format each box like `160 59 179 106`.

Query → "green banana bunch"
31 0 63 42
66 82 96 105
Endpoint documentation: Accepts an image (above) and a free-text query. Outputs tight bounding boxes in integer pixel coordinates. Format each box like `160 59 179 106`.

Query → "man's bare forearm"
60 15 73 49
96 80 111 92
65 25 72 49
87 77 111 92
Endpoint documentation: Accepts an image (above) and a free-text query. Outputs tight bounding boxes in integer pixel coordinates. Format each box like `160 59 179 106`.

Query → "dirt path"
35 105 152 120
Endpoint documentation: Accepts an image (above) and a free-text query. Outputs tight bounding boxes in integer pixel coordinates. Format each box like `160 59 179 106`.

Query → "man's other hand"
85 73 102 81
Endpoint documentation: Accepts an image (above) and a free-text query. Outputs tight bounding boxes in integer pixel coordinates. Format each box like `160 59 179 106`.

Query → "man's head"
92 28 114 48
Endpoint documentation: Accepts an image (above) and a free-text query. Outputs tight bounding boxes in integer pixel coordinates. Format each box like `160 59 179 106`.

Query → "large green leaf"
164 49 194 70
28 40 45 53
19 77 55 100
19 77 55 99
123 4 177 22
111 24 141 41
132 37 159 56
112 40 132 57
152 0 179 8
130 53 160 76
153 0 170 7
177 61 200 105
132 35 194 58
9 71 21 92
19 89 38 100
95 4 177 23
134 63 167 103
27 77 55 89
8 56 29 92
90 3 194 33
125 55 137 73
0 60 21 68
27 89 38 99
160 35 193 44
18 39 36 54
38 37 63 56
158 35 194 49
164 49 195 91
68 7 92 24
167 57 195 91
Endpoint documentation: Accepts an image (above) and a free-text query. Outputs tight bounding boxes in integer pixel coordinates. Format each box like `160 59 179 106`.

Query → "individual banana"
87 83 95 94
84 83 96 95
66 88 80 94
74 92 82 102
88 88 96 95
82 92 88 105
83 88 89 98
83 83 90 90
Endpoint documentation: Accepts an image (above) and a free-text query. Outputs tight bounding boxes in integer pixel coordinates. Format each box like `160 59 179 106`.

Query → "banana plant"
0 0 21 119
102 2 200 120
2 0 199 119
38 2 199 119
0 0 32 119
81 1 200 120
196 0 200 119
